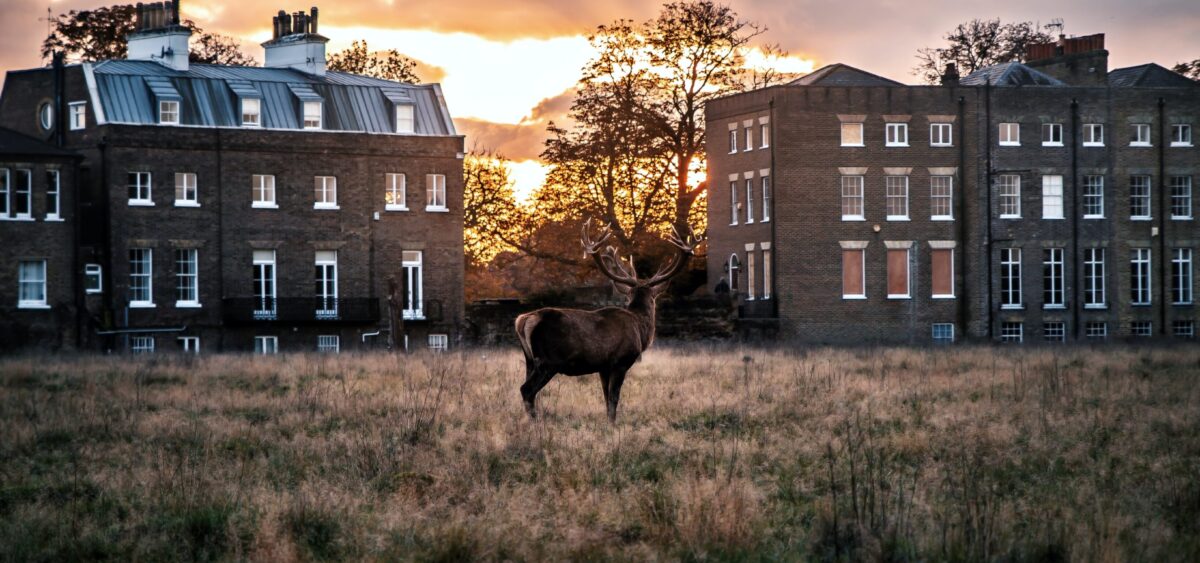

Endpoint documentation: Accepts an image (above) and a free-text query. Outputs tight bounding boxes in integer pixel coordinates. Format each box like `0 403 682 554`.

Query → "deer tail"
515 312 539 360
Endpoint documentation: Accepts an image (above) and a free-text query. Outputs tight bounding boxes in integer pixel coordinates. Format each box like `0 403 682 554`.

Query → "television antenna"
1044 18 1064 36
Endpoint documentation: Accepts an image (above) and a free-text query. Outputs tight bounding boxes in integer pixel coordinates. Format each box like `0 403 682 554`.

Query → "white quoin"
127 28 192 72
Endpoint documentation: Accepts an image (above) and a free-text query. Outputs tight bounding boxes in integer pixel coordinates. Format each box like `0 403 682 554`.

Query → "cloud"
455 87 575 160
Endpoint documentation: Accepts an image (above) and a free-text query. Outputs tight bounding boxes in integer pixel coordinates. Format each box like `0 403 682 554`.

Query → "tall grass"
0 345 1198 561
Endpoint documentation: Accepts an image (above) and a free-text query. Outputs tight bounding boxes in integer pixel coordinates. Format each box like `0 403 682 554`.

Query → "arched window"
728 253 741 292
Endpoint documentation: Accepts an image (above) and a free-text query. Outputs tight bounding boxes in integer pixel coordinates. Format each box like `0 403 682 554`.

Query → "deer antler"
645 224 706 287
582 219 638 287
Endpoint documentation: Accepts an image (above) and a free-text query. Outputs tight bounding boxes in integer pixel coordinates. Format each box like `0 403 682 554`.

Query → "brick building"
706 34 1199 343
0 3 464 353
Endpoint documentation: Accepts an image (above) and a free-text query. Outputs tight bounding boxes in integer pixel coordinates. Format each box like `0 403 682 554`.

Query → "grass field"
1 345 1199 561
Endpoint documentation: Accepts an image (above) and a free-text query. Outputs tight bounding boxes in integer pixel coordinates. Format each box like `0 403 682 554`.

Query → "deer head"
581 219 704 300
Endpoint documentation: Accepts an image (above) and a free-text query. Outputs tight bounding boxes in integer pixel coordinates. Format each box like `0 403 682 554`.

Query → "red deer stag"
515 220 703 422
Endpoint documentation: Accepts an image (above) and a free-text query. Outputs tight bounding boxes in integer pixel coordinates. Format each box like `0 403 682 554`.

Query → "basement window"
159 100 180 125
428 334 448 352
84 263 103 294
303 102 322 130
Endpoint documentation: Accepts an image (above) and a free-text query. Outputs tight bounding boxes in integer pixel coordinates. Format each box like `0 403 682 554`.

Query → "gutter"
1070 98 1080 339
984 82 993 339
1157 97 1167 334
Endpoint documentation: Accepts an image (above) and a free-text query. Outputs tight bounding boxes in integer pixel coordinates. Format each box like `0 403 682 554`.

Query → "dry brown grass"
1 345 1199 561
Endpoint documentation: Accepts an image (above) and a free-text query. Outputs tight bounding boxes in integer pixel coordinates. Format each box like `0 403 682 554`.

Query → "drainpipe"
956 94 968 336
1157 97 1167 334
768 95 776 317
99 137 114 350
1070 98 1080 340
215 127 225 350
71 156 83 348
984 83 994 339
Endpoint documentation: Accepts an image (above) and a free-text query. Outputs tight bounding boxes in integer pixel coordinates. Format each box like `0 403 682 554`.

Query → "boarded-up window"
932 249 954 297
887 249 910 298
842 249 864 298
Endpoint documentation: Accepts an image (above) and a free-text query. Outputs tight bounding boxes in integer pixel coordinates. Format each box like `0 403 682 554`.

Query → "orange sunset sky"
2 0 1198 197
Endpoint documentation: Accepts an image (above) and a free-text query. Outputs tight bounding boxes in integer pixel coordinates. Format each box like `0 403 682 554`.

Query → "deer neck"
626 292 657 350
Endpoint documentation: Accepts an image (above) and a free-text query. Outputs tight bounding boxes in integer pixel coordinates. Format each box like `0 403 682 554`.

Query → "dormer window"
395 104 414 134
69 102 86 130
242 98 261 127
159 100 179 125
303 102 322 129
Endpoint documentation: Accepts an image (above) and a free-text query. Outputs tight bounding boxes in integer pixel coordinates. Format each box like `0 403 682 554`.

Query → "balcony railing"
224 297 381 325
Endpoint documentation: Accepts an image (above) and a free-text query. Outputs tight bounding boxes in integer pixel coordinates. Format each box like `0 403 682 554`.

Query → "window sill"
886 216 910 222
44 216 64 222
842 295 867 300
174 201 201 208
175 302 202 308
129 302 156 309
932 295 956 300
385 204 409 212
841 143 865 148
128 200 155 207
1172 302 1194 307
1042 142 1064 147
1131 303 1153 307
1043 217 1066 221
1000 305 1024 310
1130 217 1153 221
252 203 279 209
999 215 1021 220
85 290 102 295
761 218 770 223
314 204 340 210
930 143 953 148
17 303 50 310
759 145 769 150
1083 215 1105 219
242 122 261 128
745 219 755 224
885 143 909 148
1083 305 1108 310
931 216 954 221
425 207 449 213
1043 305 1067 310
1170 143 1194 148
1129 143 1152 148
1082 143 1104 148
1170 216 1194 221
887 295 911 300
2 216 35 222
841 216 866 222
999 142 1021 147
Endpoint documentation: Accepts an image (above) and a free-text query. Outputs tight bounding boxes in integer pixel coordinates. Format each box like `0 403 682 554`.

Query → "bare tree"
327 40 420 83
914 19 1053 84
1173 59 1200 80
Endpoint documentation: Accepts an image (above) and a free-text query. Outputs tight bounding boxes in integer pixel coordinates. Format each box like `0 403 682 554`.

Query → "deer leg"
520 365 556 419
605 369 628 423
599 371 613 415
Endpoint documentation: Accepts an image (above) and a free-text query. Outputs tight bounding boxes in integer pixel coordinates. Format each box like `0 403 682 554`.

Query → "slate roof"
960 62 1065 86
86 60 456 135
789 64 904 87
1108 64 1199 87
0 127 79 158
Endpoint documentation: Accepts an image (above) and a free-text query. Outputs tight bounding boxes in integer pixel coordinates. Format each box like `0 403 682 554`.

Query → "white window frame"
252 174 277 209
314 176 338 209
885 123 908 147
745 247 756 300
744 126 753 152
885 176 909 220
1171 124 1193 147
930 176 953 220
425 174 447 211
1000 247 1022 309
1043 322 1066 342
1042 123 1063 147
303 101 322 130
17 260 48 309
1083 248 1106 309
841 176 864 221
840 123 864 147
241 98 261 127
1085 322 1108 339
428 334 449 352
178 336 200 354
128 171 153 206
386 173 407 211
729 180 738 225
1082 175 1104 219
131 336 155 354
253 250 277 319
1000 322 1023 343
84 263 103 294
402 250 424 320
1083 123 1104 147
744 178 754 223
998 175 1021 218
931 323 954 343
39 103 54 131
1170 176 1193 220
174 172 198 207
761 245 772 299
759 122 770 149
1041 122 1060 145
1131 248 1152 306
728 128 737 153
11 169 32 219
1173 248 1193 305
318 335 340 353
999 122 1020 146
129 248 154 308
175 248 200 308
1131 321 1153 337
1130 123 1151 147
69 101 86 130
45 169 61 220
158 100 180 125
1043 248 1065 309
887 247 911 300
1042 175 1064 219
1130 176 1151 220
315 250 338 319
842 248 866 300
254 336 278 355
1174 321 1196 338
395 104 414 134
930 123 952 147
931 248 955 299
761 176 770 222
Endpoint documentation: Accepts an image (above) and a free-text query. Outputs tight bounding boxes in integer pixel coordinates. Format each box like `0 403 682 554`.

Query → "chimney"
1024 33 1108 86
127 0 192 71
940 62 960 86
262 6 329 76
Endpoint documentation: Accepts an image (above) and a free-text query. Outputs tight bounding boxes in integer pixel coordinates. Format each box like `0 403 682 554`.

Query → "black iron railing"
223 297 381 324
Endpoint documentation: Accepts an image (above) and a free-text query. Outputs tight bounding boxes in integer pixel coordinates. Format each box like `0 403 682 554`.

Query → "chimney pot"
310 7 318 34
172 0 180 25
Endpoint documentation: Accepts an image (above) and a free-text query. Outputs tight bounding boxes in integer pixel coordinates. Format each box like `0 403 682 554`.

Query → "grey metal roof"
790 64 903 87
960 62 1065 86
1108 64 1199 88
88 60 455 135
